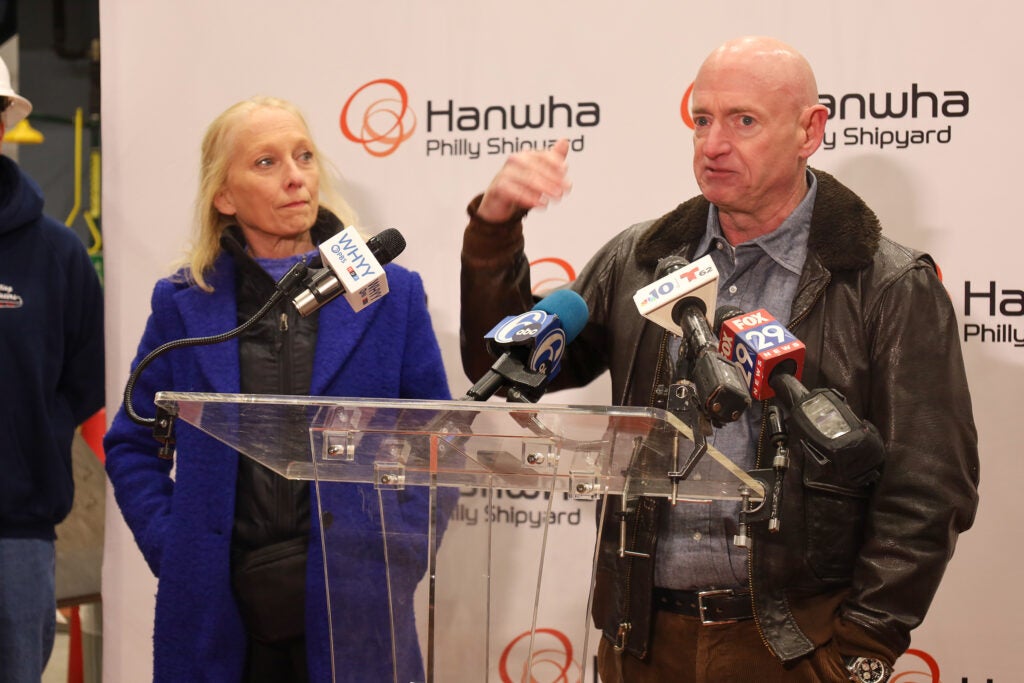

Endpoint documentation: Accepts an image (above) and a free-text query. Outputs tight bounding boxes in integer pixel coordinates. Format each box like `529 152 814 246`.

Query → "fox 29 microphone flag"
718 308 806 401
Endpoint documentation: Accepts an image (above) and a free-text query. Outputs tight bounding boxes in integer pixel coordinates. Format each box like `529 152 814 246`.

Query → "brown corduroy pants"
596 610 851 683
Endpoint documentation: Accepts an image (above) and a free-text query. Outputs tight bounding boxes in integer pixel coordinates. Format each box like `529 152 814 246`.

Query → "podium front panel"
155 393 764 681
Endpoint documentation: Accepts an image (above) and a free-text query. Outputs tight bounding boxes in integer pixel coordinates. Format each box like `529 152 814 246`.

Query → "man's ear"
799 104 829 158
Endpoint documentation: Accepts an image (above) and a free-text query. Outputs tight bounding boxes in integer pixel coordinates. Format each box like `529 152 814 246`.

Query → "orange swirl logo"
680 81 695 130
498 628 581 683
530 257 577 294
340 79 417 157
892 649 942 682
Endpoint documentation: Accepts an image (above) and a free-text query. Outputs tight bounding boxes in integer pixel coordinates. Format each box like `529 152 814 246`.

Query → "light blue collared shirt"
654 171 817 590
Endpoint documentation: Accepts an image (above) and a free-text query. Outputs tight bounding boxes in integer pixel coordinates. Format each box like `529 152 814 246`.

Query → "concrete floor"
42 616 68 683
42 607 101 683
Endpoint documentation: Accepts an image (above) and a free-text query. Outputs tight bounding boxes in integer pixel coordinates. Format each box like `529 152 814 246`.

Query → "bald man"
460 36 978 682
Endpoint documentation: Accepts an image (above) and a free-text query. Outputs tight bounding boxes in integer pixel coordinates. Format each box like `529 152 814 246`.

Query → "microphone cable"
120 261 311 458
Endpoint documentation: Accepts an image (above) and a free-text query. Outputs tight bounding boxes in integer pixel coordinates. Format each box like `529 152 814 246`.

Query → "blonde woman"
106 97 451 683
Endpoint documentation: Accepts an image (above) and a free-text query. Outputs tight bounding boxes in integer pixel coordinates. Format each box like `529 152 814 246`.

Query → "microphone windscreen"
367 228 407 264
655 255 690 279
714 305 746 336
532 289 589 343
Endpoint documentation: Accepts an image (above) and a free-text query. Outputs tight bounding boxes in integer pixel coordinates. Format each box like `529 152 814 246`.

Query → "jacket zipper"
277 310 294 527
647 331 671 408
617 332 673 652
747 275 830 657
614 333 671 655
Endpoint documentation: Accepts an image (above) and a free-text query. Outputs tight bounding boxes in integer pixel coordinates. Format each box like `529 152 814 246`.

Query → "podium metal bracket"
374 462 407 490
323 431 355 462
522 439 557 469
569 469 600 500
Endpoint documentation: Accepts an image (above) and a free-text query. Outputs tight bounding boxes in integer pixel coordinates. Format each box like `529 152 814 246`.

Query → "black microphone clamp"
461 352 550 403
675 302 751 426
688 350 752 426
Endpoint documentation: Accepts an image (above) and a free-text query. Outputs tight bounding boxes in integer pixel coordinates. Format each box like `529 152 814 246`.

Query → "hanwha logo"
340 78 417 157
892 649 941 682
680 81 695 130
529 257 577 294
498 628 582 683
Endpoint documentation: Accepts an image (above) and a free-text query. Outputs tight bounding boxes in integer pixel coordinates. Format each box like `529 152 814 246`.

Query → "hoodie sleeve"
56 222 105 424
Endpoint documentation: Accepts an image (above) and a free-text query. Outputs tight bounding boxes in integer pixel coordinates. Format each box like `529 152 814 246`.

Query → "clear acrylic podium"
154 391 764 683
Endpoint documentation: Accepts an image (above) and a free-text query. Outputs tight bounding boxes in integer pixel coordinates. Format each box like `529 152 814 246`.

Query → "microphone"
634 254 718 339
717 307 806 401
716 307 885 486
291 227 406 316
461 289 589 402
713 304 746 338
634 255 750 425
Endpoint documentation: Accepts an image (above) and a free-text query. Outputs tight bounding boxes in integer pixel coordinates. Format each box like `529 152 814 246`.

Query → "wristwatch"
844 656 893 683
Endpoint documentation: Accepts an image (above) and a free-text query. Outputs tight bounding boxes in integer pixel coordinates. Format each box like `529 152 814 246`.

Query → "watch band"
844 655 893 683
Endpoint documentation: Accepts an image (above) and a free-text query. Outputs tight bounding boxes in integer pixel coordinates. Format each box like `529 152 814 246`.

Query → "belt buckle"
697 588 738 625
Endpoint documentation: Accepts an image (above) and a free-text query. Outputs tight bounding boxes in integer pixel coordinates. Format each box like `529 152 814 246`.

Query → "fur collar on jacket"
634 169 882 272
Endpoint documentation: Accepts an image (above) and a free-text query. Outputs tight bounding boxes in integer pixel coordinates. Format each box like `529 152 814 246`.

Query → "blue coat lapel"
163 255 391 398
173 260 241 394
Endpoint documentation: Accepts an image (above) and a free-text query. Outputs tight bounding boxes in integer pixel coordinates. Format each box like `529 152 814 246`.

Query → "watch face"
847 656 892 683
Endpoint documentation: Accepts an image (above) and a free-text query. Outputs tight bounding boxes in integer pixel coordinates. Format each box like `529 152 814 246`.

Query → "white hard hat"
0 56 32 128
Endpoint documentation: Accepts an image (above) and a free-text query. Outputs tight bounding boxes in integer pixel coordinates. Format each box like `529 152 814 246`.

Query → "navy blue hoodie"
0 154 104 540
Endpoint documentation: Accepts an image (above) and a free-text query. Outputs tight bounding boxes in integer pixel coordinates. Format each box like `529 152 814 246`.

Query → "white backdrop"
100 2 1015 681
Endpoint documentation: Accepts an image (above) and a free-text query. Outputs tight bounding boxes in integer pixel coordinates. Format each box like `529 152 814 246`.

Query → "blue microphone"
462 289 589 402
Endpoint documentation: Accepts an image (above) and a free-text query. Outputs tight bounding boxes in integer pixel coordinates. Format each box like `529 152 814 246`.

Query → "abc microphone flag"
461 289 589 402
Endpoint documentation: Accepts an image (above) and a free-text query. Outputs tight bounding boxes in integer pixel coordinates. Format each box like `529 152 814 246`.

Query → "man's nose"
701 122 731 157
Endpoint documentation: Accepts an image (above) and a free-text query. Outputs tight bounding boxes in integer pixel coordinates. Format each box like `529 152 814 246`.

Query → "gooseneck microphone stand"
121 262 311 460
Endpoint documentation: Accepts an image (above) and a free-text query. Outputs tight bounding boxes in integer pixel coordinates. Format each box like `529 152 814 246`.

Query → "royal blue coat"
105 251 452 683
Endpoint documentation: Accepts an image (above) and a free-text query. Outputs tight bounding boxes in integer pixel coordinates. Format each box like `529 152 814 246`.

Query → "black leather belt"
654 587 754 624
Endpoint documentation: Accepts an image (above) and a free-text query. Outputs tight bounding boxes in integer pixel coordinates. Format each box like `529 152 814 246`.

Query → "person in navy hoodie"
104 96 452 683
0 57 105 682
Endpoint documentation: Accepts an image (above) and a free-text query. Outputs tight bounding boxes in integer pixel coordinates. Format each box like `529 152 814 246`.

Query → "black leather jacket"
460 170 979 664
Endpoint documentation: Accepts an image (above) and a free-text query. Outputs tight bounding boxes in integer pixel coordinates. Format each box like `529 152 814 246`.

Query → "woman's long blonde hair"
179 96 356 291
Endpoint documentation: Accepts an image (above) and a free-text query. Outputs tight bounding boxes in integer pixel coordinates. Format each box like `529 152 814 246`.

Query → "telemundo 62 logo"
339 78 417 157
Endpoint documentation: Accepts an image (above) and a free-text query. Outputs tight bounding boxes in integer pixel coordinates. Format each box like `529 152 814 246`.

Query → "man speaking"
459 35 978 683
